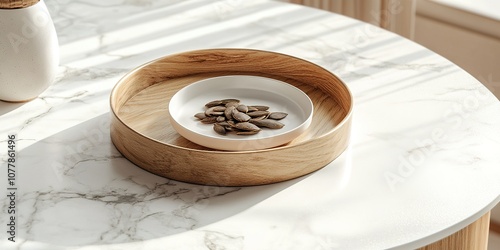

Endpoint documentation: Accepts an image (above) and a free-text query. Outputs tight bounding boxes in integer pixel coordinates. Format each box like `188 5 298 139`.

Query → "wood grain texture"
110 49 353 186
0 0 39 9
419 212 491 250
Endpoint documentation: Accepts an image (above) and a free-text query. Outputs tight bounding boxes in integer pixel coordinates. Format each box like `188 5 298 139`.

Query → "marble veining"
0 0 499 249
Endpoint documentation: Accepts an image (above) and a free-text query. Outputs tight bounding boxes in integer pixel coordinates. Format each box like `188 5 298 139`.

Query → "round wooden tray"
110 48 353 186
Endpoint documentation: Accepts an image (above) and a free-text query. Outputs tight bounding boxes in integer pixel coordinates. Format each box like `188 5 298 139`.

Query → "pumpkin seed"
225 106 236 120
237 104 248 113
195 99 288 137
201 116 218 124
268 112 288 120
205 106 225 116
247 110 270 117
217 121 230 127
221 98 240 104
213 123 226 135
251 115 267 121
205 100 223 108
249 105 269 111
247 106 258 112
232 111 251 122
194 112 206 120
216 116 226 122
249 119 284 129
234 122 261 131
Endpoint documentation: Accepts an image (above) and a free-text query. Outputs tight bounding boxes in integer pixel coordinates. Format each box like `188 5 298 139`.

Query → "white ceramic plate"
168 75 313 151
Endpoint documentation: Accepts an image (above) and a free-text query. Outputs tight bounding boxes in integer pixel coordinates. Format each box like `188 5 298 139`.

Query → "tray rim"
109 48 353 186
110 48 353 154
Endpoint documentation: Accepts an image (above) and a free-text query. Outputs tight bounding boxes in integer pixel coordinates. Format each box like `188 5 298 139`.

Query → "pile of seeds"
194 98 288 136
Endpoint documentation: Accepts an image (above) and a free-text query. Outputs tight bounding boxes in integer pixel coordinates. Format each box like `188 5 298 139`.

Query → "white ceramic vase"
0 0 59 102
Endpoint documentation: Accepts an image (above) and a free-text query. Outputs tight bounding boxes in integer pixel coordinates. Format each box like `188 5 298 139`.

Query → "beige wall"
284 0 416 39
414 0 500 100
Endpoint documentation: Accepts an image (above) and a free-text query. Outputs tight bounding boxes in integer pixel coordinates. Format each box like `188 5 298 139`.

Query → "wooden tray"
110 49 353 186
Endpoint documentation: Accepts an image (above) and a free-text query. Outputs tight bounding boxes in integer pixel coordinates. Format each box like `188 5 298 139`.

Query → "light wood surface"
0 0 39 9
110 49 353 186
419 212 491 250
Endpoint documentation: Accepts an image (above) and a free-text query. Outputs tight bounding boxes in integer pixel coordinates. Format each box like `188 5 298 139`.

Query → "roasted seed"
247 110 270 117
268 112 288 120
249 119 284 129
226 120 236 127
216 116 226 122
250 105 269 111
251 115 267 121
201 116 218 124
213 123 226 135
234 122 261 131
217 121 234 131
221 98 240 104
225 106 236 120
225 101 239 108
236 104 248 113
205 100 223 108
232 111 251 122
247 106 258 112
205 106 225 116
213 106 226 112
206 111 224 117
194 112 206 120
196 99 288 137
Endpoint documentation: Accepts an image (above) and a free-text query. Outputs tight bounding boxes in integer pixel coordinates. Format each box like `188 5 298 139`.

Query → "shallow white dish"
168 75 314 151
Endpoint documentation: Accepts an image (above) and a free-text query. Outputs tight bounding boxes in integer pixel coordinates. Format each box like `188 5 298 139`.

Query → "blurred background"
279 0 500 248
280 0 500 99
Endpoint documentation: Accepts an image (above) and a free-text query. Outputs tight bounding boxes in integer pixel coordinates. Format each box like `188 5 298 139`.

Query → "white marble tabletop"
1 0 500 249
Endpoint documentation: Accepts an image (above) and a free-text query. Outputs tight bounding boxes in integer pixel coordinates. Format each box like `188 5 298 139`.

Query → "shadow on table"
8 113 349 247
0 101 28 116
